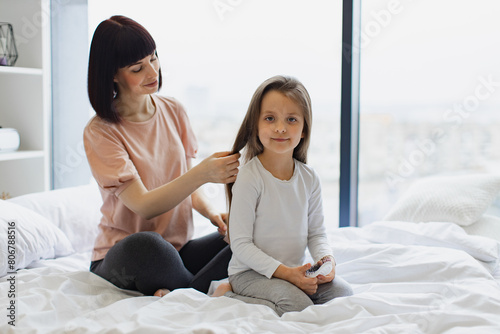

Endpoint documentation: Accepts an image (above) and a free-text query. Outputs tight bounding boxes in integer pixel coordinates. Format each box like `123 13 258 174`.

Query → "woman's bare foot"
211 282 232 297
154 288 170 297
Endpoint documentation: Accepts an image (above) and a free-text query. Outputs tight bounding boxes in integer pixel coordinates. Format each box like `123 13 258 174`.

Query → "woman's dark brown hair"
87 15 163 123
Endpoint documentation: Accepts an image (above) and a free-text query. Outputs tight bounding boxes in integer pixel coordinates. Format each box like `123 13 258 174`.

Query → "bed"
1 174 500 333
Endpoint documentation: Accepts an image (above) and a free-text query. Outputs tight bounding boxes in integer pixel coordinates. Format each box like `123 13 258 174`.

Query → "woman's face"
113 51 160 98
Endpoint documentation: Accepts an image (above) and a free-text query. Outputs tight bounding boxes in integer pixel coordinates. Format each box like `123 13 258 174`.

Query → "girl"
84 15 239 297
217 75 352 315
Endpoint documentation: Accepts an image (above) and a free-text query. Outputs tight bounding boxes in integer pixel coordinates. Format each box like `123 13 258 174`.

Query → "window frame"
339 0 361 227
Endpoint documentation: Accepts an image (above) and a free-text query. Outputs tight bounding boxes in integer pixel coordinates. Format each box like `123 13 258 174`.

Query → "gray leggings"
226 269 353 316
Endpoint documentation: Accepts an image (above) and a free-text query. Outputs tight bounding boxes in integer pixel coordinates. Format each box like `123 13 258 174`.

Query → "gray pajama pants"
225 269 353 316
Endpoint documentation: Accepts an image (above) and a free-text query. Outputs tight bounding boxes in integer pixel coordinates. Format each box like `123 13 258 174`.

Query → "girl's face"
113 51 160 98
258 90 305 158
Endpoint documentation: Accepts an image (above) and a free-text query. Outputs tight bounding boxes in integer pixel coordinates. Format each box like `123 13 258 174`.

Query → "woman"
84 15 239 297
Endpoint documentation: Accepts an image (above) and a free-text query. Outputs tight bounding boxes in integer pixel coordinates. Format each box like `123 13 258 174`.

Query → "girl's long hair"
225 75 313 233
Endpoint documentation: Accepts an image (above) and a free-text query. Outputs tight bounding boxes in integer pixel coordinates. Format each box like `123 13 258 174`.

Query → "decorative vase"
0 23 18 66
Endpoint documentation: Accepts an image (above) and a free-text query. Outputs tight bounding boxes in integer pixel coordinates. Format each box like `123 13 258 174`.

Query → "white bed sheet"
1 221 500 334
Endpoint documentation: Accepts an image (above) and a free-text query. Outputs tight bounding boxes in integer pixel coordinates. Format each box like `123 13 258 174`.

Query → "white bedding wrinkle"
363 221 499 262
332 222 500 280
1 222 500 333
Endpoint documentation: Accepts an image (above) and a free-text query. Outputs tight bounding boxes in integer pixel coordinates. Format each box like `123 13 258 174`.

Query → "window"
358 0 500 225
89 0 343 230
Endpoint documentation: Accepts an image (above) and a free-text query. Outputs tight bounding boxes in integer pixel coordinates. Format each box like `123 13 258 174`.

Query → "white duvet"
1 221 500 334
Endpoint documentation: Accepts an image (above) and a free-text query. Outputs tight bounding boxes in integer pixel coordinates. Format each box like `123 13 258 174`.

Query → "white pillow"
462 215 500 242
8 184 102 253
383 174 500 226
0 200 74 276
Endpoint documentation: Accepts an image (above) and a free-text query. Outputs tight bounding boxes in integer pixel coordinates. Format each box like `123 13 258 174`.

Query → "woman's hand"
197 151 240 184
189 155 235 238
208 211 228 236
191 190 228 236
117 152 239 220
273 264 318 295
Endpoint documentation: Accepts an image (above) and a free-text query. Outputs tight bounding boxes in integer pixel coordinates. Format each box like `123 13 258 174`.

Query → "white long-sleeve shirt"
228 156 332 278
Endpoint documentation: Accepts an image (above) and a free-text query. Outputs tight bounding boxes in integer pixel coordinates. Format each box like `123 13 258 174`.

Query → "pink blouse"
84 95 198 261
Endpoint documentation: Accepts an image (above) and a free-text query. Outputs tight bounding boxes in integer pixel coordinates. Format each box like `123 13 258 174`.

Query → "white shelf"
0 0 51 197
0 150 44 161
0 66 43 76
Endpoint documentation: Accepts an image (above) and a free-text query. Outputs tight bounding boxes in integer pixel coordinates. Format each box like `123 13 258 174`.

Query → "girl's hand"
274 264 318 295
293 264 319 295
316 256 336 284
